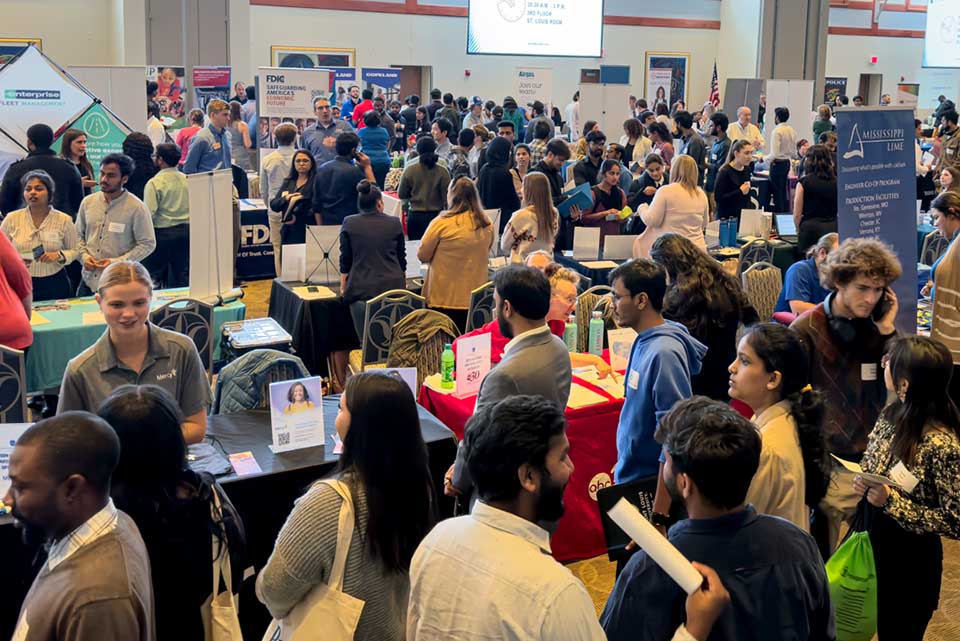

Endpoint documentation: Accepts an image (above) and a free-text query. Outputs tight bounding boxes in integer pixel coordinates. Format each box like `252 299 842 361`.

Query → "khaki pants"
818 461 862 554
268 211 283 278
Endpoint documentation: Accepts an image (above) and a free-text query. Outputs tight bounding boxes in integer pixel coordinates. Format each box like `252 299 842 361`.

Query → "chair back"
360 289 426 369
149 298 215 377
386 309 461 391
921 230 950 266
596 475 659 563
465 281 495 332
576 285 612 352
741 261 783 322
738 238 774 276
212 348 310 414
0 345 27 423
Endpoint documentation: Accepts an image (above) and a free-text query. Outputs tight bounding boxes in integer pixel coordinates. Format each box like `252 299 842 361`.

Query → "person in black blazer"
477 136 521 235
270 150 317 245
0 123 84 217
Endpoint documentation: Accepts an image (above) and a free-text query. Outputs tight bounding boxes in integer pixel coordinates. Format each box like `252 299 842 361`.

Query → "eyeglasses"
553 293 577 305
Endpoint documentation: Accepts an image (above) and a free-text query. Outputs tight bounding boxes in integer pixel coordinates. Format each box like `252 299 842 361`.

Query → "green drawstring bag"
825 501 877 641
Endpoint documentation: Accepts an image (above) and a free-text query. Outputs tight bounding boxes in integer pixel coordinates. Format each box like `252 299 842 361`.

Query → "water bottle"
441 343 455 390
563 314 578 352
588 311 604 356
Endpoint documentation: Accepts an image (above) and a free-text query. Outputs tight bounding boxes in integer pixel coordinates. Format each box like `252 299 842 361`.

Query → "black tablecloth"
0 398 457 641
555 253 615 287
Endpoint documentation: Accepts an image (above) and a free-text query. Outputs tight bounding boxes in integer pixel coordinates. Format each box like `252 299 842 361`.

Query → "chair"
150 298 215 377
465 281 495 332
0 345 27 423
576 285 612 352
741 262 783 322
349 289 426 374
596 475 659 564
386 309 461 391
921 230 951 266
738 238 774 276
576 274 593 294
212 349 310 414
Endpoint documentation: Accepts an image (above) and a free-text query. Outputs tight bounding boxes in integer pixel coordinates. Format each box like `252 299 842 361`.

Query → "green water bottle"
588 311 604 356
441 343 455 390
563 314 578 352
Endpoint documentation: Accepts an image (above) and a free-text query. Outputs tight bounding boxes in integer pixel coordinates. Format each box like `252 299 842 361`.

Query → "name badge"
861 363 877 381
889 461 920 493
108 222 126 233
212 142 222 150
627 369 640 390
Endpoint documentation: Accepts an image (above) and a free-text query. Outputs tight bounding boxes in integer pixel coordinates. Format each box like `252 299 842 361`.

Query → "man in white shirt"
766 107 798 213
565 91 581 141
147 101 166 148
727 107 764 151
259 123 298 277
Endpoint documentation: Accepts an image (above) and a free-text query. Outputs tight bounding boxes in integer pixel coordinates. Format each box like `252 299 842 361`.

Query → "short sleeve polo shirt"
58 322 211 417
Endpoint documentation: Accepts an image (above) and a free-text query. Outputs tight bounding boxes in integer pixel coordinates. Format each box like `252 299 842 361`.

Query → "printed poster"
269 376 325 453
148 65 187 127
332 68 357 107
645 53 689 108
360 67 401 104
256 67 330 152
53 102 128 171
824 77 848 105
896 83 920 108
192 66 231 112
515 67 554 114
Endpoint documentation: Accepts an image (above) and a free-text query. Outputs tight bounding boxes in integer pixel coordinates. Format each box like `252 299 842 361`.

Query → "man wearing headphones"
791 238 902 554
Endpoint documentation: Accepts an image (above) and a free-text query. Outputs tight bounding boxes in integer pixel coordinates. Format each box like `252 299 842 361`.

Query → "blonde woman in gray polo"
57 261 210 444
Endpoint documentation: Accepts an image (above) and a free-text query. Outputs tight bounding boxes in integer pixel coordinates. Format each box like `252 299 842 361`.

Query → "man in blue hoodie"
608 259 706 489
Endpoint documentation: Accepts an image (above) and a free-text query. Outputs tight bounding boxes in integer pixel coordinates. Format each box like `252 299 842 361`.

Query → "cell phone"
872 288 892 321
32 244 45 260
307 286 319 293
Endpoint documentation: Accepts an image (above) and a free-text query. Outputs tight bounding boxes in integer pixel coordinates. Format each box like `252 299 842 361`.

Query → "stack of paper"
576 368 625 399
293 286 337 300
566 383 609 409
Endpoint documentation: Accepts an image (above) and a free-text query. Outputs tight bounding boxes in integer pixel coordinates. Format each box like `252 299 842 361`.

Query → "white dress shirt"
0 207 78 277
47 499 119 571
769 123 798 161
147 116 166 148
259 145 298 213
728 121 765 149
407 501 606 641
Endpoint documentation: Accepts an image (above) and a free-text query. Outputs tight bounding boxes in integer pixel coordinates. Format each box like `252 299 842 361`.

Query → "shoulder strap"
319 479 356 591
210 487 233 596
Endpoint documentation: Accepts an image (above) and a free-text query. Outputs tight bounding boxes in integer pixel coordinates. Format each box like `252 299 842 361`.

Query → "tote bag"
825 501 877 641
202 488 244 641
261 480 365 641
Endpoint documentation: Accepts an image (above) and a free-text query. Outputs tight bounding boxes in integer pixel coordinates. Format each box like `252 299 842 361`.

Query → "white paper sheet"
405 240 423 278
280 244 306 282
566 383 609 409
573 227 602 260
580 260 619 269
603 235 637 261
292 286 337 300
830 454 899 488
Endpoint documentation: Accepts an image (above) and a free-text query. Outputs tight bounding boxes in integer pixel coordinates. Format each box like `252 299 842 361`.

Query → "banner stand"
188 169 235 301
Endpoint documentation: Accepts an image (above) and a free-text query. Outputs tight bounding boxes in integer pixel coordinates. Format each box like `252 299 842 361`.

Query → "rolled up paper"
607 497 703 595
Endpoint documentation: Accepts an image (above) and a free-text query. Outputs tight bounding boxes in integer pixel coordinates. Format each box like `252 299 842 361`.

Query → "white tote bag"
202 488 244 641
261 480 365 641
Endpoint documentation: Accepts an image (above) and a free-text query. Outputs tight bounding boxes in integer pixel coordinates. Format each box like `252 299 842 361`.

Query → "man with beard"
601 397 834 641
573 129 606 186
407 395 605 641
6 412 154 641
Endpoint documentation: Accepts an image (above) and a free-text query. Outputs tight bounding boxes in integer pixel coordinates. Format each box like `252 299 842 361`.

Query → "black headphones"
823 292 876 345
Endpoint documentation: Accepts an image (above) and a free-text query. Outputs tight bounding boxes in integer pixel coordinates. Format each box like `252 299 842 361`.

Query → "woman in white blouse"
500 172 558 262
633 155 708 258
0 170 78 301
727 323 829 532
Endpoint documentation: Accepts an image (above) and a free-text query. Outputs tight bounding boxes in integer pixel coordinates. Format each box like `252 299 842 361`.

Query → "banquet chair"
921 230 950 266
738 238 774 276
741 262 783 322
576 285 612 352
212 349 310 414
386 309 461 392
349 289 426 375
0 344 27 423
150 298 215 379
465 281 495 332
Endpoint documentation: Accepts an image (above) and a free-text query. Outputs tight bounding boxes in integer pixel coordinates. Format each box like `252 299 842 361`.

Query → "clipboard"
305 225 342 285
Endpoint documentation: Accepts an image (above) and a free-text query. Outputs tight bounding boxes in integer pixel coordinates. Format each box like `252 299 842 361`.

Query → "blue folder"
558 182 594 219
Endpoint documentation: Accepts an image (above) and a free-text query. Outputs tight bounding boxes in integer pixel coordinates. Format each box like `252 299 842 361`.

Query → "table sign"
608 327 638 371
405 240 424 278
380 367 419 397
0 424 31 498
455 332 491 398
279 243 306 282
573 226 602 260
268 376 325 453
603 235 637 261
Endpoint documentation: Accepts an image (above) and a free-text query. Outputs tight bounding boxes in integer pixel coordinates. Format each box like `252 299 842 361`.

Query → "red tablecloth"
418 372 623 562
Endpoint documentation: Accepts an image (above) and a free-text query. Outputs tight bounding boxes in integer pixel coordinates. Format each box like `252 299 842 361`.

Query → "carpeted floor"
242 277 960 640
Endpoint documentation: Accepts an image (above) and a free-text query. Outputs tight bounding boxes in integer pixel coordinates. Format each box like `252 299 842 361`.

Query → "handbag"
261 480 365 641
202 487 244 641
825 499 878 641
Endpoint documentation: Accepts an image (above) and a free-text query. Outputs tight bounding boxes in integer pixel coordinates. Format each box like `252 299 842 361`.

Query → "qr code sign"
278 432 291 446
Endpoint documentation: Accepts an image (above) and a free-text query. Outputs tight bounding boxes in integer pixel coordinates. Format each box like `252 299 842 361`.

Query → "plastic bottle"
588 311 604 356
441 343 455 390
563 314 578 352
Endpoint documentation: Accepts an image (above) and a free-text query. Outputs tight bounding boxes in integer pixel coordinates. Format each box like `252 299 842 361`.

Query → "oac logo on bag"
588 472 612 501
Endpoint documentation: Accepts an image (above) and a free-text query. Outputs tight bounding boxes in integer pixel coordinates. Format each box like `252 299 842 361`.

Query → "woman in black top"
121 132 158 200
581 159 627 239
793 144 838 254
414 105 432 139
340 180 407 337
713 139 755 221
271 150 317 246
477 136 521 235
98 385 246 641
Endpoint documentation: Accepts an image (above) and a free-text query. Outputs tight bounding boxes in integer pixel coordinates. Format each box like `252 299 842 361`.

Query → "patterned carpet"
243 278 959 639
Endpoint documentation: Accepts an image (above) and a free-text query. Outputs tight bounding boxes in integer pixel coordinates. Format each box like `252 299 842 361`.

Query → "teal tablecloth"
27 288 246 393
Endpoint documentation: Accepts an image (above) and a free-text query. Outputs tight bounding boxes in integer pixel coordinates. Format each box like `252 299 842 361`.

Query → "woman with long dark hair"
121 132 158 200
650 233 758 401
270 150 316 246
646 121 675 171
854 337 960 641
59 128 96 196
398 137 451 240
477 136 521 236
581 159 627 237
258 372 436 641
414 105 432 139
728 323 829 530
98 384 246 641
793 144 838 254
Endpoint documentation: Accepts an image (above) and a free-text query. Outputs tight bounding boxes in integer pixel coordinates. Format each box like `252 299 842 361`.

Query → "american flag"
709 62 720 107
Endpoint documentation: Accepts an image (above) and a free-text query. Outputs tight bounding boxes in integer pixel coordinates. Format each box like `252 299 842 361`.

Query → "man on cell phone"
312 132 376 225
790 237 902 555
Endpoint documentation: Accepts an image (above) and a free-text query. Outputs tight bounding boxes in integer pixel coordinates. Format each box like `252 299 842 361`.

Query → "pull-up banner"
836 107 917 333
53 102 128 169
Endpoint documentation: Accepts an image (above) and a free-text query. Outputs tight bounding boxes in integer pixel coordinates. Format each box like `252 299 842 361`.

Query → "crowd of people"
2 79 960 641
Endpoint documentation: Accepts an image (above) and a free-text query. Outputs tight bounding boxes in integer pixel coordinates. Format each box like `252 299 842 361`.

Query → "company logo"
588 472 612 501
155 368 177 381
519 72 535 78
842 122 905 160
82 111 111 140
266 75 285 83
497 0 526 22
3 89 61 100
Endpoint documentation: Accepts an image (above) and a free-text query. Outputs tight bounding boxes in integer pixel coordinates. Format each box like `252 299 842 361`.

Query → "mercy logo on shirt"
156 368 177 381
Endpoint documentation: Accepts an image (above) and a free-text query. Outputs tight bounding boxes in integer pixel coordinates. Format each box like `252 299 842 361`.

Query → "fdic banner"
836 107 917 333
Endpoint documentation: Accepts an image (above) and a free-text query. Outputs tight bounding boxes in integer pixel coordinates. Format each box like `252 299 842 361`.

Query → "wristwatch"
651 511 672 527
